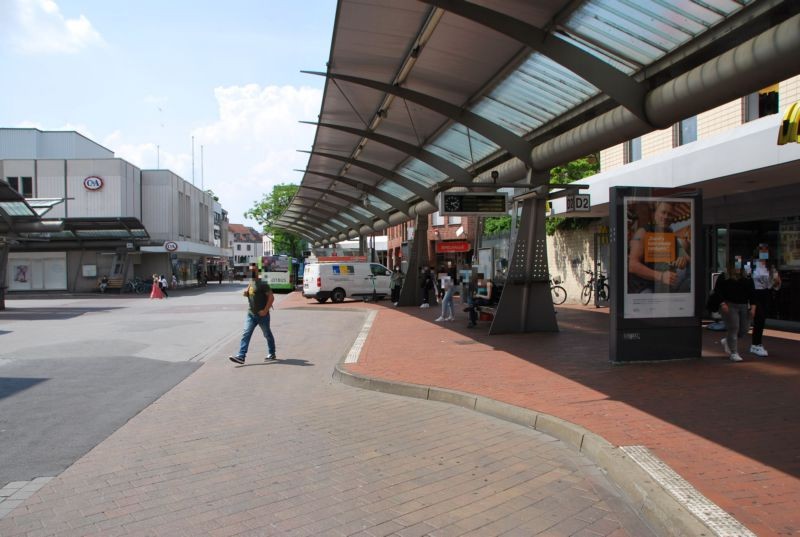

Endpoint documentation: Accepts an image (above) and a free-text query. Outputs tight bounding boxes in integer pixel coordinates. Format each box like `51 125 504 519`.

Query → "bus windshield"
260 255 296 291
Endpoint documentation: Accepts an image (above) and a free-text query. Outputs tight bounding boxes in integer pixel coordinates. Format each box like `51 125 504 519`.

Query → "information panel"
439 192 508 216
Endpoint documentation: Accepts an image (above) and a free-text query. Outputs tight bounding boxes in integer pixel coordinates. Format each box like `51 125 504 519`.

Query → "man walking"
229 263 277 364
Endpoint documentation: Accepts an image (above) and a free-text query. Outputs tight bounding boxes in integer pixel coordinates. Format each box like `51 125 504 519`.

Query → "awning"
279 0 800 245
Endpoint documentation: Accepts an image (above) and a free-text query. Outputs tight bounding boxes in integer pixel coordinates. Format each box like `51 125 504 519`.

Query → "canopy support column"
398 213 429 307
0 240 8 311
490 172 558 334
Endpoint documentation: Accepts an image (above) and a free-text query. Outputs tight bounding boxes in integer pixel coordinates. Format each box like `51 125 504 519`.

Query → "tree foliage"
245 183 303 257
482 154 600 237
545 154 600 235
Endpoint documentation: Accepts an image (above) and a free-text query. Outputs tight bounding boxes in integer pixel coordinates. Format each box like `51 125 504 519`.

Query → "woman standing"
150 274 165 299
390 266 404 306
713 260 755 362
750 261 781 356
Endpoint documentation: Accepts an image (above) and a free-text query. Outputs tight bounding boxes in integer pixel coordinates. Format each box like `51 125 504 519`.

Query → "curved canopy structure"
281 0 800 244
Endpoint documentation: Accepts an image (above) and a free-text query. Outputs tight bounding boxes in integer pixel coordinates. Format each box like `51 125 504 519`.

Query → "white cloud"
191 84 323 224
5 0 104 54
97 84 322 226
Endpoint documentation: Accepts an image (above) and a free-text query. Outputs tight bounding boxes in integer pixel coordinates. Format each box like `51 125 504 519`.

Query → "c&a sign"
83 176 104 191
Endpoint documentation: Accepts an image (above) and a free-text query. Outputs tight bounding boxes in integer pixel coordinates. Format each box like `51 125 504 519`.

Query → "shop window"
623 137 642 163
674 116 697 146
7 176 33 197
743 85 779 122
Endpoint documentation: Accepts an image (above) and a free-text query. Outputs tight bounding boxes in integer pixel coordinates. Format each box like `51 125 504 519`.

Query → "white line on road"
344 310 377 364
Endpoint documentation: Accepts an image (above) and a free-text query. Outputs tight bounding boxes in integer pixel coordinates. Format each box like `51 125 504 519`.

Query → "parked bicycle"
123 277 146 294
581 269 609 307
550 274 567 305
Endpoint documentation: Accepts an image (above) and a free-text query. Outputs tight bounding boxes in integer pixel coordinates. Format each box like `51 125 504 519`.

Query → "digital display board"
439 192 508 216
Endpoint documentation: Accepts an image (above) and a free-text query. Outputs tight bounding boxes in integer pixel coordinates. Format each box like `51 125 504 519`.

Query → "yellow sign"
778 101 800 145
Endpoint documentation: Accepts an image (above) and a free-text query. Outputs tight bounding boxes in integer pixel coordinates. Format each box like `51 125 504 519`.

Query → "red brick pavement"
285 293 800 536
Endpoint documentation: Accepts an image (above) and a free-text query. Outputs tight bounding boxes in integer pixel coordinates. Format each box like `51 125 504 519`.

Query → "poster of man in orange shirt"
624 197 694 318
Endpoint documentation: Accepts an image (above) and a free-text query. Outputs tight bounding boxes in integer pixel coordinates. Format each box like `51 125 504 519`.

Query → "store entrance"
711 219 799 322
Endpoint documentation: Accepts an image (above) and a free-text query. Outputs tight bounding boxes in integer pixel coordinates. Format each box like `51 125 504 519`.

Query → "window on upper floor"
448 216 462 225
623 137 642 163
237 244 241 251
743 85 779 122
246 244 251 251
432 212 445 226
6 177 33 197
674 116 697 146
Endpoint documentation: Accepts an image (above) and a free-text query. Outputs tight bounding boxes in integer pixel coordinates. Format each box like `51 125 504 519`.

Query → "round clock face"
444 195 461 212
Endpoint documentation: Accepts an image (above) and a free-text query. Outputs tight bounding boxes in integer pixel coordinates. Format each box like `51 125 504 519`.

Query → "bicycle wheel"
597 284 610 304
580 284 592 305
551 285 567 305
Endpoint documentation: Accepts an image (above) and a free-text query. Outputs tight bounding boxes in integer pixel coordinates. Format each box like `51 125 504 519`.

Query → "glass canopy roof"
286 0 770 243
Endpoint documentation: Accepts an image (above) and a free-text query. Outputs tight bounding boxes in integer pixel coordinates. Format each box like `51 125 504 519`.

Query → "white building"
1 128 230 292
228 223 263 279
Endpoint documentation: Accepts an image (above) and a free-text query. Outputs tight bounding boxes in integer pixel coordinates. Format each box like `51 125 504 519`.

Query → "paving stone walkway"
0 306 652 537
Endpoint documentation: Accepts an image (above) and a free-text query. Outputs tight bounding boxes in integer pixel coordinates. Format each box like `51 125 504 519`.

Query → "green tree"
245 183 303 257
545 154 599 235
482 154 599 237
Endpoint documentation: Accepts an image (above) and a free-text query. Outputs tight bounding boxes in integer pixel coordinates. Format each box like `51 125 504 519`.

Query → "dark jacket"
713 274 755 305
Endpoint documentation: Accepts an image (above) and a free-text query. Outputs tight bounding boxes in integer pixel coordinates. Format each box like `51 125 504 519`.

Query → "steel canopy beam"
283 207 361 234
296 186 393 223
292 195 376 230
277 219 330 240
303 72 534 167
301 121 475 185
421 0 652 126
299 150 438 206
299 169 412 217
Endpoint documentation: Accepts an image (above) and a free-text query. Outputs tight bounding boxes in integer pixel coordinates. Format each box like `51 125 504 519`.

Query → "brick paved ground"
329 294 800 537
0 305 653 537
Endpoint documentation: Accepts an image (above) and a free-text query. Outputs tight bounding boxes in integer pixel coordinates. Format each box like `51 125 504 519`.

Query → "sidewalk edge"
333 363 715 537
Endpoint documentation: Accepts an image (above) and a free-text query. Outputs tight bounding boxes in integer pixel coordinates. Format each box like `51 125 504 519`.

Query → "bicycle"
123 277 147 294
549 274 567 305
581 269 609 307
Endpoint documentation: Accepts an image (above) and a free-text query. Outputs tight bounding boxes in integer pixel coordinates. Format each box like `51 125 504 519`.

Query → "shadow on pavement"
0 306 124 321
0 377 48 401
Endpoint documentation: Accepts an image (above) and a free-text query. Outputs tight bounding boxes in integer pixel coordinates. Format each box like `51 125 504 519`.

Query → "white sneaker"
720 338 731 355
749 344 768 357
393 302 398 306
421 303 430 308
434 316 444 322
445 316 455 321
729 353 743 362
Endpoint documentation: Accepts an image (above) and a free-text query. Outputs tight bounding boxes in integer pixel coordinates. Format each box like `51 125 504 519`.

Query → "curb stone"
333 363 717 537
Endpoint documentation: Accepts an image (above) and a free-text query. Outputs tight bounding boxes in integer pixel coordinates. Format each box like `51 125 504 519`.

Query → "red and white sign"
83 176 104 191
164 241 179 252
435 241 471 253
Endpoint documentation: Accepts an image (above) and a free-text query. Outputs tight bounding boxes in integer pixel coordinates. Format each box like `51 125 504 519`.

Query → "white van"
303 262 392 303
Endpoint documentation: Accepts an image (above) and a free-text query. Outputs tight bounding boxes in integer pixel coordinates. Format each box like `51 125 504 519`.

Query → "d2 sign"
566 194 591 212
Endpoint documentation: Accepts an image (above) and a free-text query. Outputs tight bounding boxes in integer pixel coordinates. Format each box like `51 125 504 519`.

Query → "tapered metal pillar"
489 175 558 334
398 213 429 307
0 241 9 311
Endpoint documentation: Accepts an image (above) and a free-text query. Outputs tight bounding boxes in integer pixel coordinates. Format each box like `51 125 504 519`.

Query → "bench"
475 305 496 321
99 277 124 293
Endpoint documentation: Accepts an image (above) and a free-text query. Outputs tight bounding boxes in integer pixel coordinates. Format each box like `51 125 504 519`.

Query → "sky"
0 0 338 228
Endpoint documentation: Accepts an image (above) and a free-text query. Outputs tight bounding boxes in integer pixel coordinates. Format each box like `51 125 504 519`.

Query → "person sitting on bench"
467 273 493 328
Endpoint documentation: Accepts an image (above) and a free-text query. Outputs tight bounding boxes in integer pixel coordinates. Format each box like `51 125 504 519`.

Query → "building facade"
228 224 263 279
1 128 229 292
546 76 800 322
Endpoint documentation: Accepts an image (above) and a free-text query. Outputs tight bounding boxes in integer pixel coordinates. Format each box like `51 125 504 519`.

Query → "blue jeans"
237 312 276 359
441 287 455 318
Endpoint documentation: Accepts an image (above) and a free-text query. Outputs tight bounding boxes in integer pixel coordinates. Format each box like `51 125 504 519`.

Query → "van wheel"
316 297 328 303
331 288 346 303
